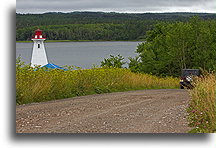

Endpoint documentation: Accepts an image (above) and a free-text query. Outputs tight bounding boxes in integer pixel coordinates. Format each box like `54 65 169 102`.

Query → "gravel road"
16 89 191 133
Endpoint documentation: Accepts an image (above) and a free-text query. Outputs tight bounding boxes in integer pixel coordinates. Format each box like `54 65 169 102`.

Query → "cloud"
16 0 216 13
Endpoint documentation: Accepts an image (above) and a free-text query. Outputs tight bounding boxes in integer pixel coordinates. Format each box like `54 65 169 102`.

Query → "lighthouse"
31 29 48 67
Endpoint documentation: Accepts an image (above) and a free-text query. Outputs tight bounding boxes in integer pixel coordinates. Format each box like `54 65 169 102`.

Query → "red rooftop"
31 29 46 40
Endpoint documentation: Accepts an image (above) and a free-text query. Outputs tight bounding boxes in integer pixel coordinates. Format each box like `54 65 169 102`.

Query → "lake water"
16 41 142 69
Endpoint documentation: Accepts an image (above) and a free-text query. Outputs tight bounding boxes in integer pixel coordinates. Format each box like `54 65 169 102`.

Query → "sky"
16 0 216 14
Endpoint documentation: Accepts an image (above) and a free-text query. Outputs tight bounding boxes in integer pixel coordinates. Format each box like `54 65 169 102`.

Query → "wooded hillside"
16 12 216 41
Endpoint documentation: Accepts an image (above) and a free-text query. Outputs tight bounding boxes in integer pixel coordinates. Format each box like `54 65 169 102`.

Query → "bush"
101 54 126 68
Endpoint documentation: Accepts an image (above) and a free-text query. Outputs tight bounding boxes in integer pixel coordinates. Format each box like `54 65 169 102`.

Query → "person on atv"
180 69 200 89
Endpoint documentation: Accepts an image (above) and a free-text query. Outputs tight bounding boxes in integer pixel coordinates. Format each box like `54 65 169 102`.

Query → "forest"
16 12 216 41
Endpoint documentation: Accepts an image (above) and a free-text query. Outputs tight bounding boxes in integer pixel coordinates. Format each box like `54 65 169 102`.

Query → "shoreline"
16 40 144 43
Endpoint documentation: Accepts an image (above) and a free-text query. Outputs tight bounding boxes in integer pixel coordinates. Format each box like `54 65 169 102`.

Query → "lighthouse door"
38 44 40 48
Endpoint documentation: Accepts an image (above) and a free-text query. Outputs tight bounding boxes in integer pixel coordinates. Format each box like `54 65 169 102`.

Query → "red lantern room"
31 29 46 39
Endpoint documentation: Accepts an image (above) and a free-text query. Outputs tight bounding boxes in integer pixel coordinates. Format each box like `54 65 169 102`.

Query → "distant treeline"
16 22 153 41
16 12 216 41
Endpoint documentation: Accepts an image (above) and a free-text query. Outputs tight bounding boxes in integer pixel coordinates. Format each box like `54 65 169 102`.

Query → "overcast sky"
16 0 216 14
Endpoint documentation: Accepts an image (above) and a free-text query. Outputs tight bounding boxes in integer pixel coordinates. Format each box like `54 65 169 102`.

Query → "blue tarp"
42 63 67 70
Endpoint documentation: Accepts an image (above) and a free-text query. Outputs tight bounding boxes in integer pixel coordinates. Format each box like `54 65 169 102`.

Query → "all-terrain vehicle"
180 69 200 89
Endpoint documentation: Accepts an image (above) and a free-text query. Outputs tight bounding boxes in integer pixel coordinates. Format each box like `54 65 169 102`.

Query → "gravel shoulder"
16 89 191 133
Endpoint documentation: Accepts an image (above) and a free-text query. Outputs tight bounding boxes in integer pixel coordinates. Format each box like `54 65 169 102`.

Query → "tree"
101 54 126 68
129 17 216 76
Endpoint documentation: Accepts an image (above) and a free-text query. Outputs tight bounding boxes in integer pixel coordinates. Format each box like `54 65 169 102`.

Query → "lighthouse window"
38 44 40 48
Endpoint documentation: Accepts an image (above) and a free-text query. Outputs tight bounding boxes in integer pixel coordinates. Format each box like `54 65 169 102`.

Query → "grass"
187 73 215 133
16 59 179 105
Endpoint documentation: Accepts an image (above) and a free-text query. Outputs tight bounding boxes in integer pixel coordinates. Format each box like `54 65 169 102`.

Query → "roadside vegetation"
187 73 215 133
16 59 178 105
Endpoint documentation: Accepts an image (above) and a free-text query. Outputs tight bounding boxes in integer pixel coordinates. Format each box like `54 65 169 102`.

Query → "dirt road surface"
16 89 191 133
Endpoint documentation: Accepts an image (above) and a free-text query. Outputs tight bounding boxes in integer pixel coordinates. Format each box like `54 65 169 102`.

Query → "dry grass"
187 73 215 133
16 60 179 105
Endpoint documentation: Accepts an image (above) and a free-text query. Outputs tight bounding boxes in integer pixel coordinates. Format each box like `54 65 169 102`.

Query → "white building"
31 29 48 67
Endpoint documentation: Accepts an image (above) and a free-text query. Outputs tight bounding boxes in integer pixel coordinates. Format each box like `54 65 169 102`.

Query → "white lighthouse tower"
31 29 48 67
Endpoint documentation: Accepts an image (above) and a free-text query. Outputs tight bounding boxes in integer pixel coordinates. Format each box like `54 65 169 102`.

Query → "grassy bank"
187 73 215 133
16 60 178 105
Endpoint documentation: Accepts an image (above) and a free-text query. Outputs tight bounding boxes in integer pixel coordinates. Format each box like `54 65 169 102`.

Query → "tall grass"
187 73 215 133
16 60 178 105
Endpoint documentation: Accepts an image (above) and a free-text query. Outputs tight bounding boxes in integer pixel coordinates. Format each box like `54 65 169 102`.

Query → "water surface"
16 41 142 69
